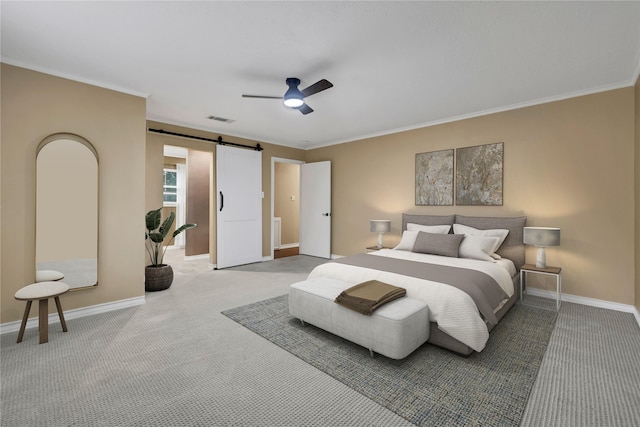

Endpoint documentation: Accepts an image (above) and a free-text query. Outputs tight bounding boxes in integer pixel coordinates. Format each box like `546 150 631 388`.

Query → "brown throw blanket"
335 280 407 315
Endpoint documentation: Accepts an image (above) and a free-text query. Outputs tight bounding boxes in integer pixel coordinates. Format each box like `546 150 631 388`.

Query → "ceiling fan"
242 77 333 115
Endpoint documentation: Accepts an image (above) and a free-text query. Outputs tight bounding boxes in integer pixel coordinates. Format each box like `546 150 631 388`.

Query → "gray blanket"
332 253 508 328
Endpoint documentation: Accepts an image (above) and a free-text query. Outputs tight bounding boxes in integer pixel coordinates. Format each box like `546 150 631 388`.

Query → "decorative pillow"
406 223 451 234
453 224 509 254
411 231 463 258
393 230 420 251
458 235 500 262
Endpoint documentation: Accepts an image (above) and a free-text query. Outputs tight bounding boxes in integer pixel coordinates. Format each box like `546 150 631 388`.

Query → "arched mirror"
36 134 98 289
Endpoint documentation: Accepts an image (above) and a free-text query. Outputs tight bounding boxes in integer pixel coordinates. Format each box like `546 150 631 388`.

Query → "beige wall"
274 162 300 245
185 149 212 256
307 88 636 305
146 134 165 220
145 121 306 263
635 77 640 312
1 64 147 323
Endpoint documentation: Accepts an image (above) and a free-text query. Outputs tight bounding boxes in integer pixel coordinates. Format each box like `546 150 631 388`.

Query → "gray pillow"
412 231 463 258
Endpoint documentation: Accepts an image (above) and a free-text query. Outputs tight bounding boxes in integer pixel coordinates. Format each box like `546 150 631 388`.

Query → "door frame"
271 157 304 259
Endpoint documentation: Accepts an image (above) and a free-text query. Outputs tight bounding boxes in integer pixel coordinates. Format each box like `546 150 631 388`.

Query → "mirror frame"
35 132 99 290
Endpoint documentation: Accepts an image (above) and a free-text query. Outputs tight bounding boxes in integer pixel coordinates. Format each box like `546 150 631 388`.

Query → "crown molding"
1 58 150 98
307 80 636 150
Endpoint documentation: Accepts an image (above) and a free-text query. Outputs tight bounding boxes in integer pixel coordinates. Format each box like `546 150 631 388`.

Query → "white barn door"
299 161 331 258
216 145 262 269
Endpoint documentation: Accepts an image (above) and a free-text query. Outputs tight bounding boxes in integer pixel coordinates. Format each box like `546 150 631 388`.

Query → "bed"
306 214 526 355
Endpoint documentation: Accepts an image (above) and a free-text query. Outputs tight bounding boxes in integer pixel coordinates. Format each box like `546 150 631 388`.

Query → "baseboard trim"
527 288 640 326
0 296 145 335
277 243 299 250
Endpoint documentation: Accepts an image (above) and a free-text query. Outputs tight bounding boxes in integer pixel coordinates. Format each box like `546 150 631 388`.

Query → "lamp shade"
370 220 391 233
523 227 560 247
370 220 391 249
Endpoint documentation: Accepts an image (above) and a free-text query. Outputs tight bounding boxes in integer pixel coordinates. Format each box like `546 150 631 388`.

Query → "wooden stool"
35 270 64 282
15 281 70 344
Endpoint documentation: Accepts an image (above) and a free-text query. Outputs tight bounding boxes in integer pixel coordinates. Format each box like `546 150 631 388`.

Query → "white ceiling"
2 1 640 149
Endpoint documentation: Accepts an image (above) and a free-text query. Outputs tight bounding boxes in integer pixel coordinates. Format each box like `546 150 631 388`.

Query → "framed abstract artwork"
455 142 503 206
415 149 454 206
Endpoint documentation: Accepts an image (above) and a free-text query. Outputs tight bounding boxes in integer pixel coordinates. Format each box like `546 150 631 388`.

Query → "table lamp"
370 220 391 248
523 227 561 268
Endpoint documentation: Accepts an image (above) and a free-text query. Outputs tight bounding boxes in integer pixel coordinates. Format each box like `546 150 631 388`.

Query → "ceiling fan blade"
296 103 314 115
300 79 333 97
242 94 283 99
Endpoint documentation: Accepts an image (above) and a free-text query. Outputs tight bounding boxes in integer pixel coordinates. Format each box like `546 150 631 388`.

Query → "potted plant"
144 207 197 291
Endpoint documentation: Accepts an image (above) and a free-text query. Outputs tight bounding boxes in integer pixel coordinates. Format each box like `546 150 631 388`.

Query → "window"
163 169 177 206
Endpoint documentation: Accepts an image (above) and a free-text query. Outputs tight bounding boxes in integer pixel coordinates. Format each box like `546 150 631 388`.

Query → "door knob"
322 212 331 216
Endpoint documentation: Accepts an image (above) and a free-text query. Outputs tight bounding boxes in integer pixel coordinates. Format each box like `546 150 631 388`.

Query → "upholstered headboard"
402 214 455 231
402 213 526 270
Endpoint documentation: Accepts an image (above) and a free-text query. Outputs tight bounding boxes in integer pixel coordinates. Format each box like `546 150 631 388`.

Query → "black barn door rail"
147 128 263 151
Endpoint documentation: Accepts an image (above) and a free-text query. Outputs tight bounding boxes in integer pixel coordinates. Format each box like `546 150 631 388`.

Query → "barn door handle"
219 191 224 212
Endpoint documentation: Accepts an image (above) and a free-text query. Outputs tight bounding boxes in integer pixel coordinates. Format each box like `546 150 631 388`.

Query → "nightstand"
366 246 392 252
520 264 562 310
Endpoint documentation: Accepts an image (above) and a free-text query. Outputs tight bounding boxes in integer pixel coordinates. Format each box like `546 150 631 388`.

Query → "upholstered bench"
289 277 430 359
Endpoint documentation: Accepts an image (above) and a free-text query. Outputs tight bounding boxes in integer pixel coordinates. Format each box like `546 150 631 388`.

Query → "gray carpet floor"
521 301 640 426
2 253 640 426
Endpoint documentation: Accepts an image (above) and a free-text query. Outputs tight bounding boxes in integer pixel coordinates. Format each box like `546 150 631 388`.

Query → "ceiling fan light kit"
243 77 334 115
283 77 305 108
283 98 304 108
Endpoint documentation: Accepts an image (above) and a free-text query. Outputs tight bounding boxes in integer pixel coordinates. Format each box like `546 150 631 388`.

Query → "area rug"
223 295 556 426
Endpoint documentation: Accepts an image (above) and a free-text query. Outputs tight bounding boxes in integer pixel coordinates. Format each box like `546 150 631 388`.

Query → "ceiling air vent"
207 115 235 124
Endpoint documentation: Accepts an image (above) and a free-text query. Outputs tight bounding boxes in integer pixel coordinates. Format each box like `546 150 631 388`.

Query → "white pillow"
458 235 500 262
393 230 420 251
453 224 509 254
406 223 451 234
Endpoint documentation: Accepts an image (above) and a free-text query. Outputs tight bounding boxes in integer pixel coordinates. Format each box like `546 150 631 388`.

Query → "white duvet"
307 249 515 352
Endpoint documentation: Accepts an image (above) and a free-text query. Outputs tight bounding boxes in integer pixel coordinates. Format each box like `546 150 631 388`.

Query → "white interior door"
216 145 262 269
299 161 331 258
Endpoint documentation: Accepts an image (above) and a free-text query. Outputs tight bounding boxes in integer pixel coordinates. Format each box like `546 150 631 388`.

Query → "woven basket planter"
145 264 174 292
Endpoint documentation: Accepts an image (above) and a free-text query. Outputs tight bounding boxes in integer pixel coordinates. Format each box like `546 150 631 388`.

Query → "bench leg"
38 298 49 344
54 296 68 333
16 300 32 343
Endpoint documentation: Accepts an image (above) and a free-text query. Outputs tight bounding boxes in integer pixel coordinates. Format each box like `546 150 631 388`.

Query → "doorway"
271 158 332 260
272 158 303 259
163 145 212 270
